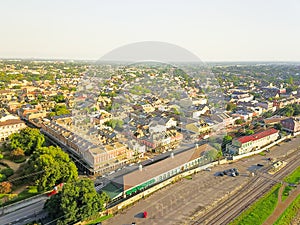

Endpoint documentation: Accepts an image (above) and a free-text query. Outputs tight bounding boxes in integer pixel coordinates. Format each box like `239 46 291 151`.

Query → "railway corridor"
103 137 300 225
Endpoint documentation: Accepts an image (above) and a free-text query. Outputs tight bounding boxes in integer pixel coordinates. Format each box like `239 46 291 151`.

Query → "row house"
41 121 134 174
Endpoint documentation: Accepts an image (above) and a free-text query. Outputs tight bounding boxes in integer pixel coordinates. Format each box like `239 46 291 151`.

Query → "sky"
0 0 300 62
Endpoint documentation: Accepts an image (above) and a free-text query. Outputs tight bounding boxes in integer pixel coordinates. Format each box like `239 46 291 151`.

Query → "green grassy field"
274 194 300 225
282 185 293 201
284 166 300 184
229 184 281 225
86 214 113 225
282 166 300 201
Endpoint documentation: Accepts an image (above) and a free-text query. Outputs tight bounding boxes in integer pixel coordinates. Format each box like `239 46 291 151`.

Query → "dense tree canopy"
45 179 109 225
52 94 65 103
280 104 300 117
222 135 233 149
27 146 78 191
235 119 245 125
204 149 219 161
104 119 124 129
8 127 45 155
48 105 70 118
226 102 237 112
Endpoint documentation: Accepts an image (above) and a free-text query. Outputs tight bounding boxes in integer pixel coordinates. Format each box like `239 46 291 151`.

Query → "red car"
143 211 148 218
47 190 57 197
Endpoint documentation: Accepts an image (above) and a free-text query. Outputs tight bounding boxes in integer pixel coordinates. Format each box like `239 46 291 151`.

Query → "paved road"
1 199 46 225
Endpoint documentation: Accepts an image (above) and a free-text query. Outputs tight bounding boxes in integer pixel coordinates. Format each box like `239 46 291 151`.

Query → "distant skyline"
1 0 300 62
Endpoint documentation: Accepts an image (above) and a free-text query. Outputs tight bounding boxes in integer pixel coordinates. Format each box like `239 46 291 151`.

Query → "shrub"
1 168 14 177
0 174 7 182
13 157 26 163
0 181 12 194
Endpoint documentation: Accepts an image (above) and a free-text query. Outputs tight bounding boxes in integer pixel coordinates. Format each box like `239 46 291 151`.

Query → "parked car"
257 163 264 167
143 211 148 218
218 172 224 176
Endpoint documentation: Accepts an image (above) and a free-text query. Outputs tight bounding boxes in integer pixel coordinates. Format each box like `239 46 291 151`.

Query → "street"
1 199 47 225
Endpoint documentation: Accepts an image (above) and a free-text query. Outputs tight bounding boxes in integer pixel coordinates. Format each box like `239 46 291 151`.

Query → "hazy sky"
1 0 300 61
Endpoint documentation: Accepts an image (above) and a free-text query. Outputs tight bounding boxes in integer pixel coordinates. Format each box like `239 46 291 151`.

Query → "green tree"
245 129 254 135
222 135 233 150
44 179 109 224
204 149 219 161
48 105 70 118
8 128 45 155
27 146 78 191
11 148 25 160
283 105 294 117
216 150 223 165
222 135 233 145
52 94 65 103
288 76 294 85
274 123 282 131
104 119 124 129
235 119 245 125
226 102 237 112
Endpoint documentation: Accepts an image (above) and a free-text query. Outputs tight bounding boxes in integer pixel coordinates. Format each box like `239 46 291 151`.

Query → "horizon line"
1 57 300 64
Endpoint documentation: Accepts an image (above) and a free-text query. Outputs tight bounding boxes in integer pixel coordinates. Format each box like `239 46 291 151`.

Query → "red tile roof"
0 119 25 127
236 128 278 144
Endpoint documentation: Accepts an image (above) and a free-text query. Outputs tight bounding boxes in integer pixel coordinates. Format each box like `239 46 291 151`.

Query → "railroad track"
191 151 300 225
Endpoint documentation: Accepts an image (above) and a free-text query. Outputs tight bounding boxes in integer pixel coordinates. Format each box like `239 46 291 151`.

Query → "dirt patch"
263 185 300 225
1 159 22 172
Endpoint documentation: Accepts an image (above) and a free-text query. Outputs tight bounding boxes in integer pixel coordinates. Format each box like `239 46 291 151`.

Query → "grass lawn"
229 184 281 225
86 214 113 225
0 186 39 207
284 166 300 184
274 194 300 225
282 186 294 202
282 166 300 201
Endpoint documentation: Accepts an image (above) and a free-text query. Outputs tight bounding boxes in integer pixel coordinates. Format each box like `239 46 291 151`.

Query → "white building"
226 128 279 155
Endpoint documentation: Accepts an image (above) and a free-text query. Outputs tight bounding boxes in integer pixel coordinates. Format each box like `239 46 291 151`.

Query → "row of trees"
5 127 109 224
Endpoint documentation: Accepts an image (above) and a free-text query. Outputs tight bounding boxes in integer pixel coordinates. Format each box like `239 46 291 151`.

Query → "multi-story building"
185 120 211 134
281 117 300 133
40 121 134 174
0 119 27 142
226 128 279 155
